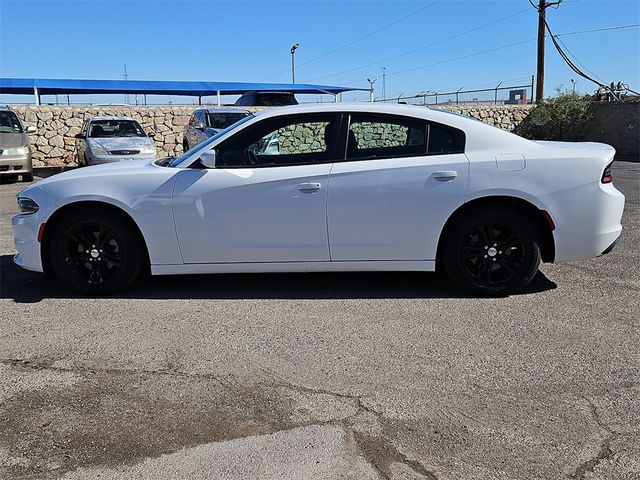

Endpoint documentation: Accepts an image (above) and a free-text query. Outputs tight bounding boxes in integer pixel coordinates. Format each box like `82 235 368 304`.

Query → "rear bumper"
601 238 618 256
549 181 625 262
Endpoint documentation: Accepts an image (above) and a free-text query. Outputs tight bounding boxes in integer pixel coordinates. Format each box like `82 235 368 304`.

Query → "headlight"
90 145 109 155
140 145 156 154
17 197 39 214
4 146 29 156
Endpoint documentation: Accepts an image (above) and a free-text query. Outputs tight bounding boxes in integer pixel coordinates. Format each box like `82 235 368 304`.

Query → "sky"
0 0 639 104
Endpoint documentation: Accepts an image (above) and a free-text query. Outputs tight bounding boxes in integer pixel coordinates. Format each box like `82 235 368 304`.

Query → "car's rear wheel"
48 209 145 295
442 205 541 295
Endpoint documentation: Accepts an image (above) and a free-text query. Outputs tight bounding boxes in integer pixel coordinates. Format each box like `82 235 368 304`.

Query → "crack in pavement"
570 397 618 480
273 381 438 480
0 358 228 387
0 357 438 480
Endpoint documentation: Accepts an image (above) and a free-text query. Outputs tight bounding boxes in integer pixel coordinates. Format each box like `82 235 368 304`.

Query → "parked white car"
75 116 157 166
13 104 624 295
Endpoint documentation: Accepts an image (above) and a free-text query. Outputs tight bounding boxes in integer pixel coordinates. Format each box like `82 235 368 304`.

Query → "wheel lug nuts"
498 250 502 254
483 255 487 258
493 258 496 262
493 243 497 247
484 246 488 250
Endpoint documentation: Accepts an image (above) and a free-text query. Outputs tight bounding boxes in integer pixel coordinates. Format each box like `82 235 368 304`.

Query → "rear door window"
346 114 427 160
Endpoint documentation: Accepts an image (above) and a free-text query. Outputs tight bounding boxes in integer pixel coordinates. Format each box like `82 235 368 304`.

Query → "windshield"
256 94 297 106
0 111 23 134
165 114 254 168
207 112 249 129
89 120 146 138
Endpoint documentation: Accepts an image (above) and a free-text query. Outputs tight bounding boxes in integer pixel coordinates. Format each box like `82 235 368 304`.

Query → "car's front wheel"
442 205 541 295
48 208 145 294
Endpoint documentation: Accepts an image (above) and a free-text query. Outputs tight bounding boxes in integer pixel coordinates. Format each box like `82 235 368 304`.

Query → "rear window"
0 111 23 134
207 112 249 129
256 94 298 106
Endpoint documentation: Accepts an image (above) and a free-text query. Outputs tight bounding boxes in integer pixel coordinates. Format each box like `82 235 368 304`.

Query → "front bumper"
87 152 157 165
0 152 32 175
11 186 56 273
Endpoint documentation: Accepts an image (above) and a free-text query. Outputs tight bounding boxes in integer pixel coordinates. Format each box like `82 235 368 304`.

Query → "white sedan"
12 104 624 295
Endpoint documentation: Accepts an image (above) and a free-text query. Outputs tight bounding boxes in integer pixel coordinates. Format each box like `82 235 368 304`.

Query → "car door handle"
297 182 321 192
433 171 457 180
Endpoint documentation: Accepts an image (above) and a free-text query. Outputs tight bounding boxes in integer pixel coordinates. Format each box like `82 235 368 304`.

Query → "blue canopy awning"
0 78 366 96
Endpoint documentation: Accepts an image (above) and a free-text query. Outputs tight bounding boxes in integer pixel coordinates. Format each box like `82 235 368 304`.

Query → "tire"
48 208 145 295
442 205 541 295
22 172 33 182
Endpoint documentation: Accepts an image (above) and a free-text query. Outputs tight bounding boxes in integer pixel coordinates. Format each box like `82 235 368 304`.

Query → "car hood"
90 136 153 150
33 159 154 188
0 132 28 149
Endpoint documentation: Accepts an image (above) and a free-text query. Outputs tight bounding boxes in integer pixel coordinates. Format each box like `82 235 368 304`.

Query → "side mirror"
196 122 206 131
74 133 84 139
200 150 216 168
25 125 37 134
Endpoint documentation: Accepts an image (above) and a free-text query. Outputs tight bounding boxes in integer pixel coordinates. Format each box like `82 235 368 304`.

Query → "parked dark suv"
0 105 36 182
234 91 298 107
183 108 251 151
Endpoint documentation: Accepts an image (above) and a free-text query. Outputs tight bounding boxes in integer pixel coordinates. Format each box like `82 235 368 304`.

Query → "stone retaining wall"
12 104 535 167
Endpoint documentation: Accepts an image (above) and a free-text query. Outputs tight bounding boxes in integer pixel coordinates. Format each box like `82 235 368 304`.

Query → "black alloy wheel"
49 209 144 294
443 205 541 295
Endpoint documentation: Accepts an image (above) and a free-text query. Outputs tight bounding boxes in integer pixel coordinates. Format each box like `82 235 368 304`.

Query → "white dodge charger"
12 104 624 295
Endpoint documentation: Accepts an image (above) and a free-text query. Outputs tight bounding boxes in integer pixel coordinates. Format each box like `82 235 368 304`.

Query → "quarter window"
428 123 465 154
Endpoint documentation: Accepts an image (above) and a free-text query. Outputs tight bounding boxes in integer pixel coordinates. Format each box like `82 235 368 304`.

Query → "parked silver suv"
183 108 250 151
0 105 35 182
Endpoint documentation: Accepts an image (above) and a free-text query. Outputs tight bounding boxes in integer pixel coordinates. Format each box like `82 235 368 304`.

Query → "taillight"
601 162 613 184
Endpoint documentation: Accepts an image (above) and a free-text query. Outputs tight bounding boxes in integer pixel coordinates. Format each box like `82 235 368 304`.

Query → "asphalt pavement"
0 160 638 480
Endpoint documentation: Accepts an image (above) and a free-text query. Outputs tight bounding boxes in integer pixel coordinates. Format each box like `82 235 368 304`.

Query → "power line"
555 23 640 37
260 0 441 82
555 36 606 84
340 38 536 86
339 21 639 88
304 6 532 83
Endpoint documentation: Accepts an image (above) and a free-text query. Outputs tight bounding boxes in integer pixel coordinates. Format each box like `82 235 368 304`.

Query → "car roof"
88 116 138 121
198 108 251 114
250 103 474 128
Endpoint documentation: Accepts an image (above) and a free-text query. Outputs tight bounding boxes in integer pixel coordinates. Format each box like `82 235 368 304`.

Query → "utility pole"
382 67 386 101
535 0 562 103
123 64 129 104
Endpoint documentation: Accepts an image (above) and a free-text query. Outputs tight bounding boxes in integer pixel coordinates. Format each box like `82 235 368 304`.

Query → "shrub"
515 90 593 141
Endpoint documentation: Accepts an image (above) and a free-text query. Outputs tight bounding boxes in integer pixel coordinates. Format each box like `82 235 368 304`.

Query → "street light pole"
290 44 299 84
571 78 578 93
367 78 376 102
